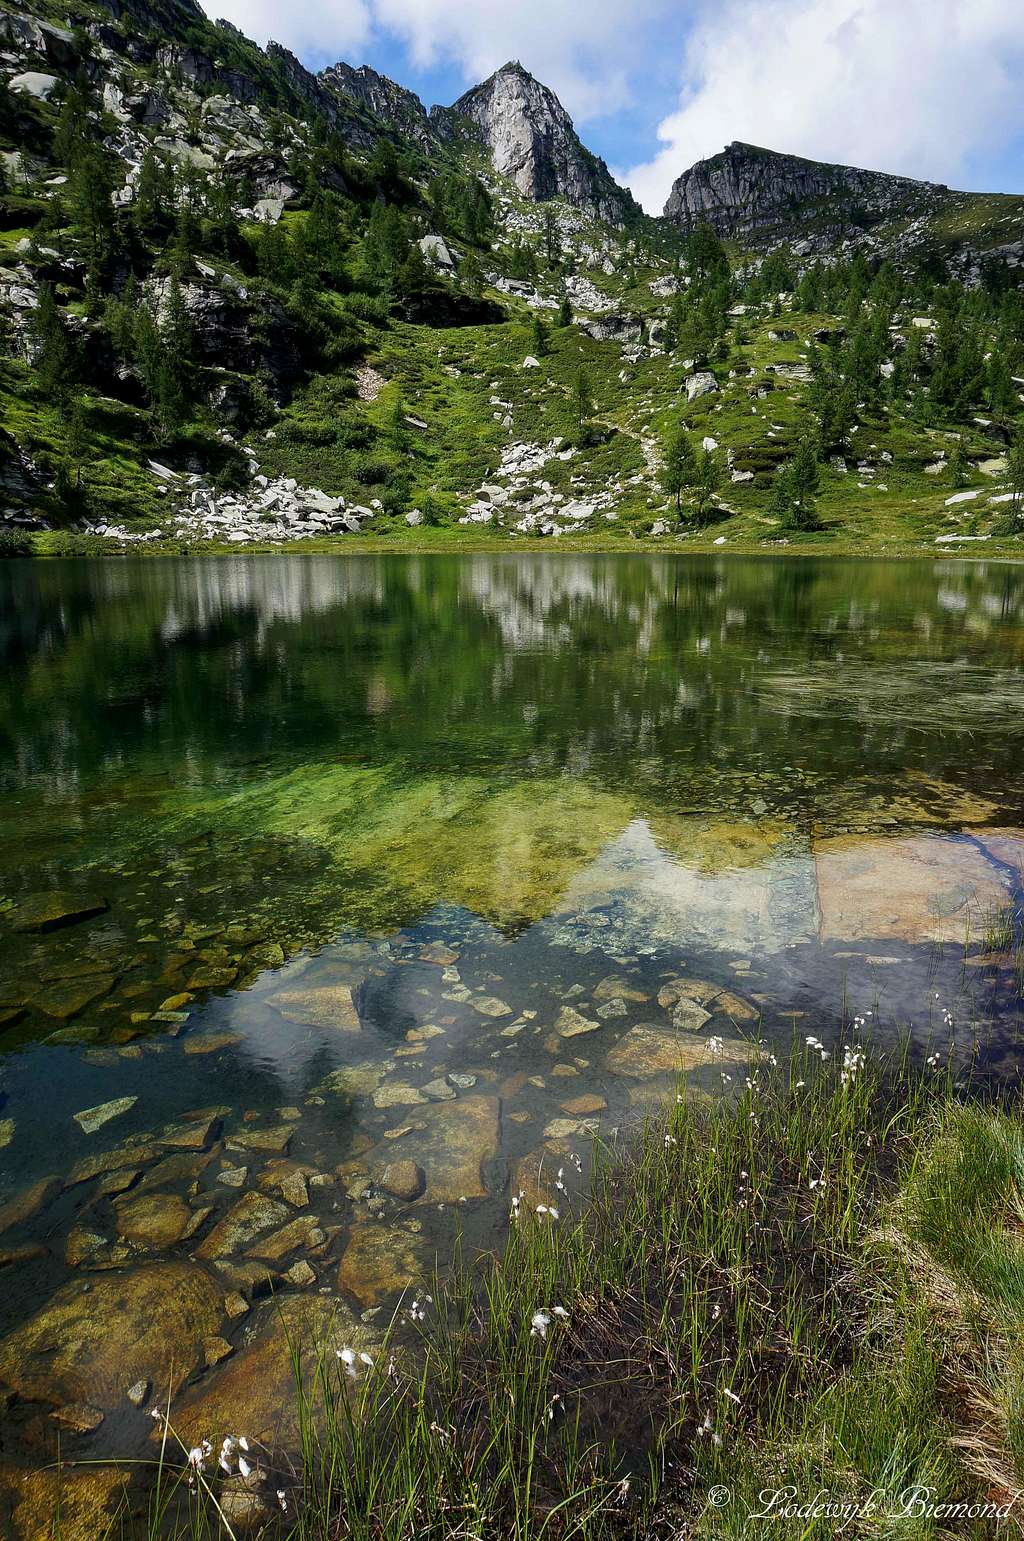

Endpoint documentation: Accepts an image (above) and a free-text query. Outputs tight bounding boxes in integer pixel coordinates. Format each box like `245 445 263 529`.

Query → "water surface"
1 553 1023 1473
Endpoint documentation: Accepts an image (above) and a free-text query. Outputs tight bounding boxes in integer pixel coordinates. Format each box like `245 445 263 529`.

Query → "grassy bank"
81 1048 1024 1537
12 524 1024 561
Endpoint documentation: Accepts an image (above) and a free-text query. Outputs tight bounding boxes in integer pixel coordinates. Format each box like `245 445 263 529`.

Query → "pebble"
217 1165 248 1188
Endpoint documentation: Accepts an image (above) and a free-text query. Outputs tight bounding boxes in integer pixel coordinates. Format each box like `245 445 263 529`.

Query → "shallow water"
1 552 1024 1483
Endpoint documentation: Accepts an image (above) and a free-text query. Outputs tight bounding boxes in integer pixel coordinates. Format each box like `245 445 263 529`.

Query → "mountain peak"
664 140 951 247
450 63 638 226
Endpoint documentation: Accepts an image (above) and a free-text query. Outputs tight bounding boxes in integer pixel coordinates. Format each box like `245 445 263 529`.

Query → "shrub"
0 527 33 557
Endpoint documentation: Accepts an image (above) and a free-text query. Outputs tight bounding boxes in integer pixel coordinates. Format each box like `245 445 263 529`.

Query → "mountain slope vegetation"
1 0 1024 555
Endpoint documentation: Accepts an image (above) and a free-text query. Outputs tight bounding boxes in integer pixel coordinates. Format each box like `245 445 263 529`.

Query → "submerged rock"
560 1093 607 1115
0 1176 60 1235
606 1024 748 1078
592 975 649 1002
670 997 712 1032
73 1096 138 1134
33 975 116 1019
182 1030 242 1055
169 1295 377 1448
421 1077 456 1101
657 978 760 1024
0 1465 130 1541
0 1262 223 1409
555 1006 600 1038
115 1193 192 1249
513 1141 572 1209
379 1159 426 1201
473 996 513 1018
372 1084 427 1109
157 1110 224 1149
196 1192 290 1259
270 984 362 1030
815 832 1019 944
225 1123 297 1153
51 1401 105 1433
247 1214 323 1262
338 1219 424 1306
397 1095 500 1203
11 892 109 933
419 942 459 965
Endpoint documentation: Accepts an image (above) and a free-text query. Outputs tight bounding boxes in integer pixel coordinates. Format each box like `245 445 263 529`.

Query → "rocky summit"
662 140 1021 259
450 61 639 227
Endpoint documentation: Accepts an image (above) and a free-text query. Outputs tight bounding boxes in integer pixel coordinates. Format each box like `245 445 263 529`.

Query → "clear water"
1 552 1023 1473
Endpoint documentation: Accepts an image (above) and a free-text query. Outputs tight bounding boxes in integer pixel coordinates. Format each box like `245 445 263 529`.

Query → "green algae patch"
161 764 632 932
646 814 794 873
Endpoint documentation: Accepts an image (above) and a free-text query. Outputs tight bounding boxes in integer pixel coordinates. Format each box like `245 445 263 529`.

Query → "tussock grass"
90 1048 1024 1538
875 1103 1024 1507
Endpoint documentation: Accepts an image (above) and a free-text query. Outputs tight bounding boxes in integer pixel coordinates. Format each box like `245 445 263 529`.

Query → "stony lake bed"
1 551 1024 1535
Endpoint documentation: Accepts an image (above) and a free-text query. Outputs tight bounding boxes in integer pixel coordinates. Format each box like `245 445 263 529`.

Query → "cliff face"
318 62 436 149
450 61 639 226
664 141 951 246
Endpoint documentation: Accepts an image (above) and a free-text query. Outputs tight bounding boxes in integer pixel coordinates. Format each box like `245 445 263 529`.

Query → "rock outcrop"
320 61 435 148
450 62 639 226
664 141 952 247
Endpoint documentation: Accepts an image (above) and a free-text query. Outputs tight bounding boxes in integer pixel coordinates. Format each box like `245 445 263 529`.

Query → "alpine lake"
1 551 1024 1521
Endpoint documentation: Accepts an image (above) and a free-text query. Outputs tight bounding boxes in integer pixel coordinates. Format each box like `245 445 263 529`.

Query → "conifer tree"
694 445 723 525
396 240 428 300
65 395 89 488
948 435 971 488
987 349 1016 419
67 144 116 273
133 150 169 239
572 367 595 436
661 423 696 516
461 251 484 299
771 434 821 530
1009 421 1024 529
29 284 75 405
543 206 559 267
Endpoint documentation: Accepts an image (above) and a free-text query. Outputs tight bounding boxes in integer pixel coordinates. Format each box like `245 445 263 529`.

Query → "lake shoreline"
26 1049 1022 1539
12 529 1024 562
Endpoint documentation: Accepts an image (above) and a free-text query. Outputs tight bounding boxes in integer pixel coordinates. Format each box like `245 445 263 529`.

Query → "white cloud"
199 0 670 123
202 0 372 62
370 0 665 120
626 0 1024 213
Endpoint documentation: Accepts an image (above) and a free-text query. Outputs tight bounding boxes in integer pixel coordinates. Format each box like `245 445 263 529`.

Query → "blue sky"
202 0 1024 212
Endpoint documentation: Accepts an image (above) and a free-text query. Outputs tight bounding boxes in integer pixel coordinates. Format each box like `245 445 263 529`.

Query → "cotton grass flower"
531 1305 568 1340
841 1045 865 1088
697 1409 722 1447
